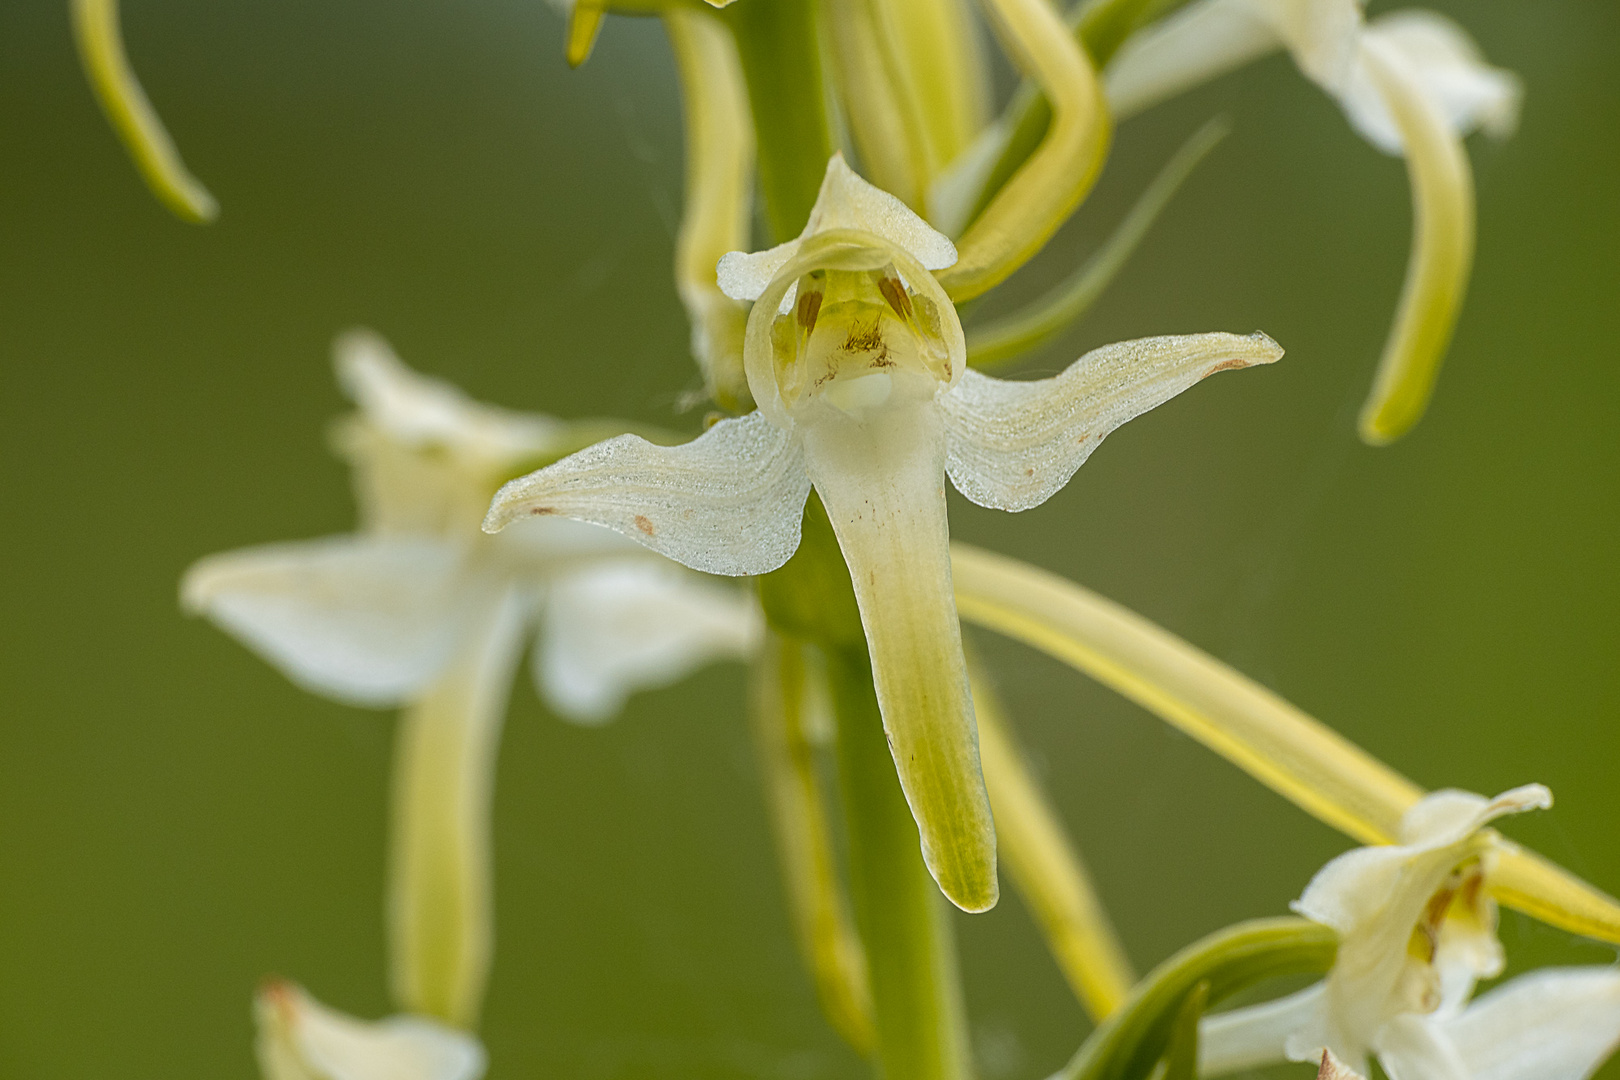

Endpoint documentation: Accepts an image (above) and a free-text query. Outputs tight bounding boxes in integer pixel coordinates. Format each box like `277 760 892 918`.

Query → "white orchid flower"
255 981 486 1080
482 154 1282 912
1201 784 1620 1080
1107 0 1520 444
184 332 760 1026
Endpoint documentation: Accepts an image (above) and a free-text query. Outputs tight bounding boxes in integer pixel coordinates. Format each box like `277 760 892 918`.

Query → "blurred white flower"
482 155 1281 912
1107 0 1521 444
185 332 759 1026
255 980 485 1080
1201 784 1620 1080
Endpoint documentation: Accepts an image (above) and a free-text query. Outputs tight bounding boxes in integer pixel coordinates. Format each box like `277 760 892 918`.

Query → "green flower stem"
965 0 1189 229
1057 917 1337 1080
723 0 836 242
760 497 973 1080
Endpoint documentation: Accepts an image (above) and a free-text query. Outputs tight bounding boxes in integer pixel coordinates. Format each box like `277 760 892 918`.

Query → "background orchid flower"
483 155 1282 912
1106 0 1520 445
1200 784 1620 1079
184 331 759 1027
255 980 485 1080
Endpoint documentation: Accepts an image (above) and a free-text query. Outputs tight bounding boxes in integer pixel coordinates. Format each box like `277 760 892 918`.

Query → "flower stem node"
485 155 1281 912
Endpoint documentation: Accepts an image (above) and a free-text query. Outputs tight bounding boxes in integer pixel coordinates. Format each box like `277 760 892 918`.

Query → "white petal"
482 412 812 578
1338 11 1521 156
1201 982 1328 1075
716 154 957 301
536 561 762 722
1296 786 1549 934
1397 784 1551 848
182 536 472 706
1253 0 1364 93
334 329 566 464
1374 1014 1469 1080
717 239 803 304
1105 0 1286 120
941 332 1283 512
1444 968 1620 1080
255 981 486 1080
799 382 997 912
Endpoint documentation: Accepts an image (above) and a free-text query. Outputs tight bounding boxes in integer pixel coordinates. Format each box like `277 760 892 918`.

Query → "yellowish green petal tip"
567 1 608 68
72 0 219 223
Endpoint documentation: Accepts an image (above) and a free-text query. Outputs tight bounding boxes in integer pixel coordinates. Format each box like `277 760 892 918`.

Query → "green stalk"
734 13 974 1066
760 497 973 1080
723 0 836 241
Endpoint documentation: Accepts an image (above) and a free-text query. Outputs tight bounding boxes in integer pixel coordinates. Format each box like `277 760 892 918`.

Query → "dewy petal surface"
483 411 812 578
717 154 958 302
942 332 1282 511
182 536 470 707
799 385 997 913
256 981 486 1080
1444 968 1620 1080
536 561 762 722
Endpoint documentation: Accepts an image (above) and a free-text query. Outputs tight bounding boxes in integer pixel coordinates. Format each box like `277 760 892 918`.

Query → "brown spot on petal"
634 514 656 536
1204 357 1254 376
530 506 558 515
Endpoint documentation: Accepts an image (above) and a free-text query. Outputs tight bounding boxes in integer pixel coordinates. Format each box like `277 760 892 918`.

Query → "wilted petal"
335 330 566 464
717 154 958 302
941 332 1282 511
1445 967 1620 1080
255 981 486 1080
182 536 471 707
799 386 997 912
483 412 811 577
1339 11 1521 156
536 561 762 722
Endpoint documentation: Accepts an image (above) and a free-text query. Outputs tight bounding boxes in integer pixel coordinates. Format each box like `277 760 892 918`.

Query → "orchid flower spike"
483 155 1282 913
1107 0 1521 444
255 981 486 1080
1201 784 1620 1080
185 332 759 1027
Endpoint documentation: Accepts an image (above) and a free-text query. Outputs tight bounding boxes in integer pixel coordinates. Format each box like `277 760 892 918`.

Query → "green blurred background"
1 0 1615 1076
